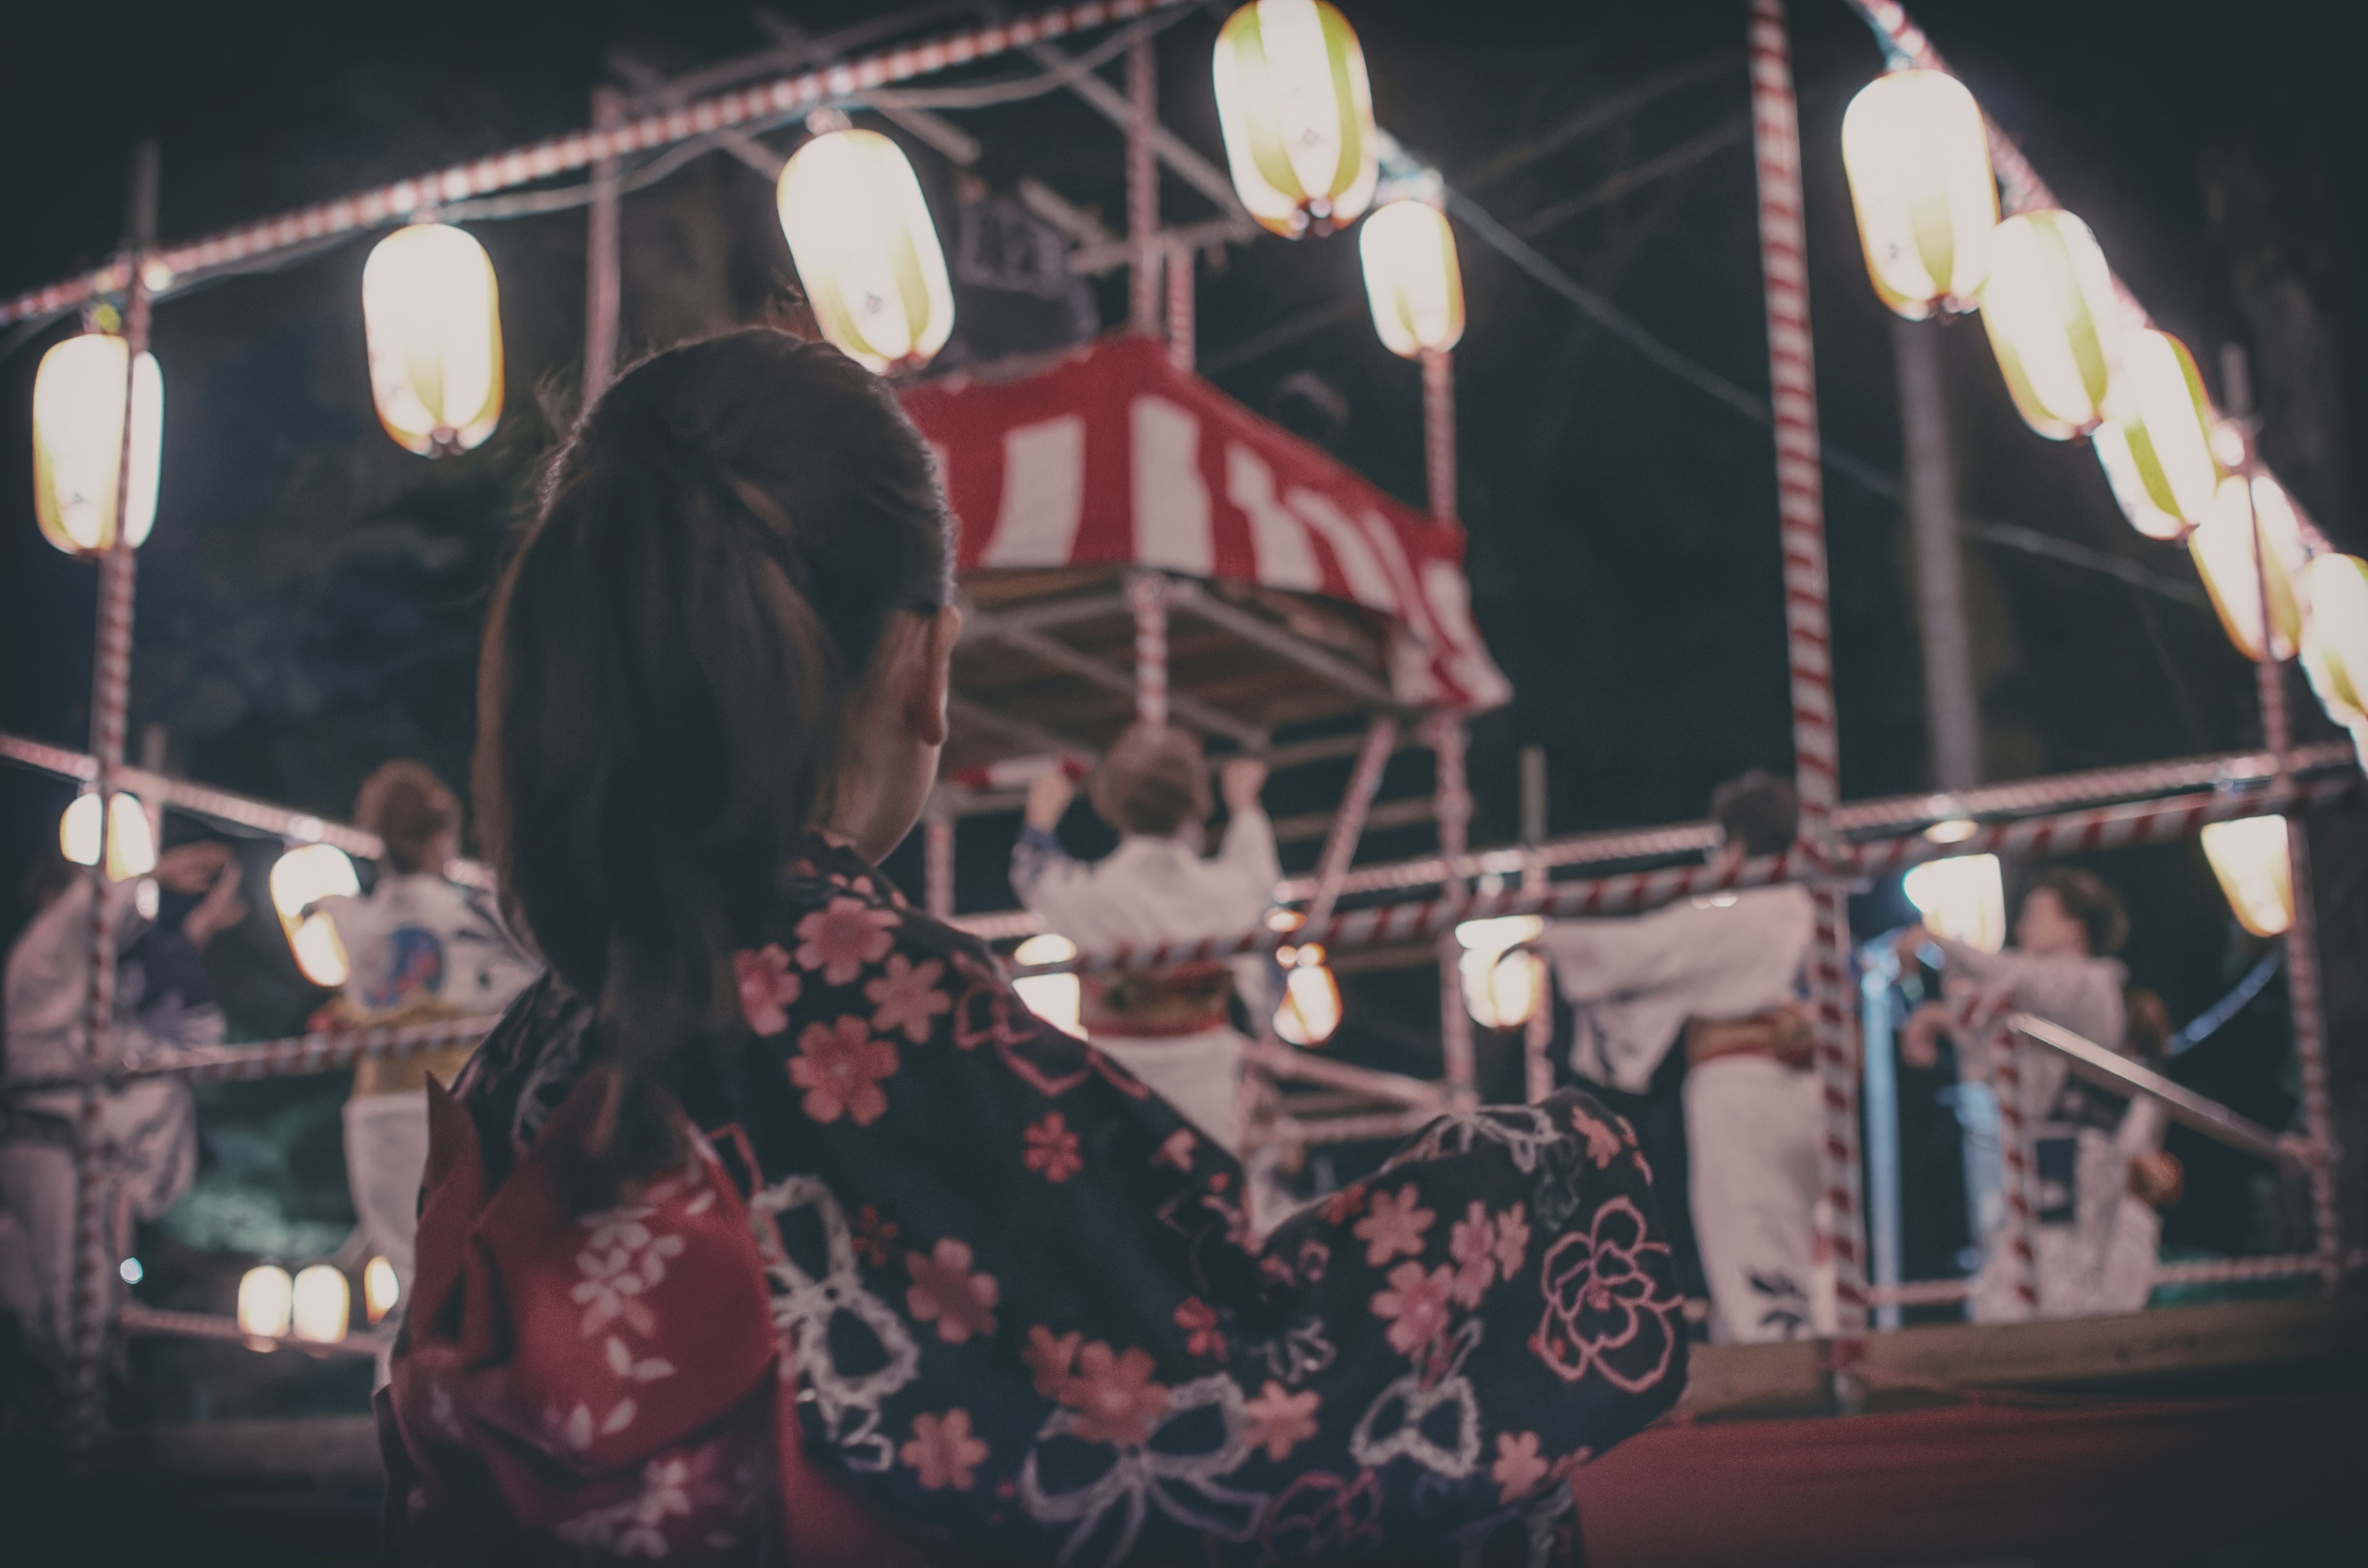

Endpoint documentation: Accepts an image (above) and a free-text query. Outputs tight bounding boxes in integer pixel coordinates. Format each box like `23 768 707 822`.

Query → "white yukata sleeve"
1535 905 1717 1003
1009 826 1105 932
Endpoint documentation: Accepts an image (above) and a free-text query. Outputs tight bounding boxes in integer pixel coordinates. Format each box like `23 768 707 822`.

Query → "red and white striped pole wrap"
1429 715 1476 1105
1126 31 1161 339
1126 570 1169 726
6 1015 505 1093
1951 989 2040 1313
0 0 1192 328
924 815 956 921
1421 348 1457 522
1166 240 1195 372
1749 0 1866 1337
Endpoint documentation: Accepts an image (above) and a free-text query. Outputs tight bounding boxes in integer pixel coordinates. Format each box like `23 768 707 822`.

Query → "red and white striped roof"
899 334 1511 712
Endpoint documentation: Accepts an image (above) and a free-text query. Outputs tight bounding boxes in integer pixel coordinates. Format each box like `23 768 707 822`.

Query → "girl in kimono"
380 329 1686 1565
1011 726 1277 1156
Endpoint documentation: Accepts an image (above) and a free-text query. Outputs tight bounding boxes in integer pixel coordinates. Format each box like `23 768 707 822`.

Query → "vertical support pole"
1748 0 1867 1342
585 85 625 404
1518 744 1547 894
1519 742 1553 1103
1304 716 1399 932
1165 240 1195 372
1860 946 1903 1331
1429 715 1476 1106
1893 315 1980 792
1421 347 1457 521
71 139 161 1453
1965 1009 2041 1316
1523 980 1555 1104
1125 33 1161 339
924 813 955 921
1127 570 1169 727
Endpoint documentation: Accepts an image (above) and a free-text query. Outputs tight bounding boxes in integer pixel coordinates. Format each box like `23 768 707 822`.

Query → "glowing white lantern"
32 332 163 554
363 1255 401 1326
1360 199 1465 358
1013 933 1084 1040
2200 816 2292 938
1455 914 1545 1030
291 1263 350 1344
2190 474 2309 662
60 790 156 882
1903 853 2005 953
1980 210 2121 440
1273 943 1342 1046
361 223 504 456
269 843 360 988
1839 69 1997 318
2300 554 2368 771
237 1264 294 1343
1212 0 1379 239
2092 330 2221 540
775 129 955 374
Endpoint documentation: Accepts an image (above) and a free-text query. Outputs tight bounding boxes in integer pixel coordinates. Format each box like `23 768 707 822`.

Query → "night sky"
2 0 2361 1052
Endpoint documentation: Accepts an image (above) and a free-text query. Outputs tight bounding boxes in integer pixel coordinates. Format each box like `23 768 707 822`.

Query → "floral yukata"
379 844 1686 1566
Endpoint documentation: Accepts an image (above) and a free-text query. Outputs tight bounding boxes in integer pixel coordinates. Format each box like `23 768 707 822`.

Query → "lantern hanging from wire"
1979 210 2122 439
2092 329 2221 541
237 1264 294 1345
361 223 504 456
1212 0 1379 239
1360 199 1464 358
775 128 956 374
2189 473 2309 662
1454 915 1545 1030
60 790 157 882
2300 553 2368 768
291 1263 351 1344
1273 942 1342 1046
270 842 360 988
1902 853 2006 953
1011 933 1083 1039
1838 68 1997 318
32 331 163 555
2200 816 2292 938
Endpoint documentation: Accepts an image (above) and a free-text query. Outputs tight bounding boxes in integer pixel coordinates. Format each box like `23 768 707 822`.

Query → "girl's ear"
901 605 963 747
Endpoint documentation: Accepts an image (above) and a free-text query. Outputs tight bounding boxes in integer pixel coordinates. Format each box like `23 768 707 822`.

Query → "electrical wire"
2169 943 2285 1054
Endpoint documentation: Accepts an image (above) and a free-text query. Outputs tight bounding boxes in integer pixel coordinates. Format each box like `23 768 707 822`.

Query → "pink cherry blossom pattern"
787 1016 900 1127
901 1409 989 1492
1022 1326 1082 1398
1022 1113 1083 1183
1153 1128 1199 1171
905 1238 1000 1345
1491 1430 1550 1506
1352 1184 1435 1268
1242 1381 1321 1463
1173 1297 1226 1361
849 1204 899 1270
1058 1341 1169 1448
1569 1105 1626 1170
1493 1203 1532 1280
733 945 800 1038
1530 1196 1682 1393
1370 1260 1456 1359
1447 1201 1498 1310
865 953 952 1043
792 897 898 985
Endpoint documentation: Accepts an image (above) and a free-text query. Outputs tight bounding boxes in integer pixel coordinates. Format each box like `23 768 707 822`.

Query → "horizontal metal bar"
1273 795 1435 844
1162 578 1403 711
964 613 1267 746
1244 1041 1445 1110
117 1302 386 1360
2009 1014 2294 1166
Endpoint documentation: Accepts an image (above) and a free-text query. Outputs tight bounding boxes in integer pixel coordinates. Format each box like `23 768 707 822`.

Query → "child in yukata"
1009 724 1276 1157
1534 771 1833 1345
1899 866 2182 1321
309 761 538 1321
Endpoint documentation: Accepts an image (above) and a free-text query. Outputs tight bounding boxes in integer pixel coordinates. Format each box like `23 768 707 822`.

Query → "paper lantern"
2092 330 2221 540
1212 0 1379 239
291 1263 351 1344
2189 474 2308 662
270 843 360 988
32 332 163 554
361 224 504 456
1455 914 1545 1029
1839 68 1997 318
1012 934 1084 1040
2200 816 2292 938
363 1255 401 1326
60 791 156 882
1360 199 1465 358
1273 943 1342 1046
775 129 955 374
2300 554 2368 770
1903 853 2005 953
237 1265 294 1343
1980 210 2121 439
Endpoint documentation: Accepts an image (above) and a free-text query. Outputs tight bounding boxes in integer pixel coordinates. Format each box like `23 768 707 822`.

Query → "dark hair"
1709 770 1799 858
2124 987 2174 1063
475 329 952 1140
1090 724 1212 839
355 760 461 875
2022 866 2128 956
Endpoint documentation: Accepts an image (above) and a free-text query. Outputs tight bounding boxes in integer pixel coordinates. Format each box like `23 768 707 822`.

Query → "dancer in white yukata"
1536 771 1833 1344
1899 867 2182 1322
1 841 243 1365
1010 724 1276 1156
306 762 536 1315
